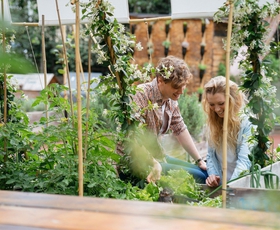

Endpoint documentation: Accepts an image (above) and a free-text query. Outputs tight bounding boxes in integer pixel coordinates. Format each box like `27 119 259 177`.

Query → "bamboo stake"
54 0 75 125
11 22 39 27
74 0 84 197
10 16 172 27
62 25 68 100
130 16 171 24
84 38 92 159
72 25 86 90
222 0 234 209
1 0 7 161
41 15 48 127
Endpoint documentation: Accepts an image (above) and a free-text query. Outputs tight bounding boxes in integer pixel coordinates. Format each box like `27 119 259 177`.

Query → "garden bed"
227 161 280 189
198 161 280 212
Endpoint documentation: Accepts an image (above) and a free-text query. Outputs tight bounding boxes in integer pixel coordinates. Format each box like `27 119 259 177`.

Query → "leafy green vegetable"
157 169 205 200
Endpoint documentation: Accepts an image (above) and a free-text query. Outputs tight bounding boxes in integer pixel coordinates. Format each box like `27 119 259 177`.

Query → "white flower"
113 63 123 72
165 71 171 79
134 112 141 119
250 40 256 49
243 30 250 38
116 126 121 133
136 42 143 51
21 94 28 100
157 64 174 79
145 63 153 72
102 109 108 116
140 71 151 82
153 103 159 110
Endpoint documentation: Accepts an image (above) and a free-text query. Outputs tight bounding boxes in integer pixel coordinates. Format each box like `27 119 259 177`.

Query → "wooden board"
0 190 279 229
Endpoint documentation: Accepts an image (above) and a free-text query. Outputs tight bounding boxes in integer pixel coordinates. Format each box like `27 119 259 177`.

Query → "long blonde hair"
202 76 245 150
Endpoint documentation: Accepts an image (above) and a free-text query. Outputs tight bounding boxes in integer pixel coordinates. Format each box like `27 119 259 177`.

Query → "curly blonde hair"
156 56 192 89
202 76 245 150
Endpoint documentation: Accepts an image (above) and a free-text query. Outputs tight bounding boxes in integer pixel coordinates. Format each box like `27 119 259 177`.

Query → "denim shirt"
206 116 252 183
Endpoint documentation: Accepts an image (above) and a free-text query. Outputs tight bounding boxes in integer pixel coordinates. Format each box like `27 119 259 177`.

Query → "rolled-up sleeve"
230 119 252 180
170 102 186 136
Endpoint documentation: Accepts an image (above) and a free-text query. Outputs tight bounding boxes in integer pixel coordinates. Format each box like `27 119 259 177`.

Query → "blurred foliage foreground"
0 78 221 207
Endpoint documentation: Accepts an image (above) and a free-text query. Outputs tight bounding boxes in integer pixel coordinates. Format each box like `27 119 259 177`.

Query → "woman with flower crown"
131 55 208 183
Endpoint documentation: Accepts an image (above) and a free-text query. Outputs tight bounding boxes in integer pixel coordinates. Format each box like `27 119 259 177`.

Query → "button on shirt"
133 78 186 137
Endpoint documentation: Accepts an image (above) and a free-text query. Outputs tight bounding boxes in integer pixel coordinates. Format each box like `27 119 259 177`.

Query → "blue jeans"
160 155 208 184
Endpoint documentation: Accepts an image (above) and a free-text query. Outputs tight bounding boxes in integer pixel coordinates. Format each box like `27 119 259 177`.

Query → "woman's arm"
206 147 220 176
230 119 252 180
176 129 207 170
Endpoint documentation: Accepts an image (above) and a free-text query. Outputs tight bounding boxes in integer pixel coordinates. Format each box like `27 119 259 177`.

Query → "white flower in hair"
157 64 174 79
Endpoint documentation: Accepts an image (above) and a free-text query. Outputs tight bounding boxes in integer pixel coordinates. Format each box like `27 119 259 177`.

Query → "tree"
128 0 171 14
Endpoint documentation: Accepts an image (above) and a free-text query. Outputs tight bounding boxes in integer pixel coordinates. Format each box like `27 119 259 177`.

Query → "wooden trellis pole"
222 0 234 209
1 0 7 161
73 0 84 197
54 0 75 126
41 15 49 126
84 38 92 159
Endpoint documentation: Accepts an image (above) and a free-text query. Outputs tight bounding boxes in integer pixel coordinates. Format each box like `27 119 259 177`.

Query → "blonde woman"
202 76 252 187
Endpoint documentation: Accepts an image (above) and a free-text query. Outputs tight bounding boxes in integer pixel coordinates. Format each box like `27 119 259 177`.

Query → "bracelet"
195 158 202 165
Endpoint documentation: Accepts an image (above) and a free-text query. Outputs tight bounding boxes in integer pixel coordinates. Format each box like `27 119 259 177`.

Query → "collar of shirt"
151 78 169 107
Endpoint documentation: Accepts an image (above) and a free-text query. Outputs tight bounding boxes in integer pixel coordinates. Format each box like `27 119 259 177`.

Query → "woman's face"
206 92 225 118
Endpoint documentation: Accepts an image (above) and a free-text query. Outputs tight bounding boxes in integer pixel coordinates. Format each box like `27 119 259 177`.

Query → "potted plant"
200 42 206 59
165 19 172 37
201 18 209 36
201 18 206 35
198 63 207 82
162 39 171 57
181 41 189 59
130 24 137 34
183 21 188 37
148 22 153 36
147 41 154 59
197 87 204 102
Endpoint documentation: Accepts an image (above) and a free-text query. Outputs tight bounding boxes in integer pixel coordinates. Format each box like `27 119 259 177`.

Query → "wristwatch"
195 158 202 165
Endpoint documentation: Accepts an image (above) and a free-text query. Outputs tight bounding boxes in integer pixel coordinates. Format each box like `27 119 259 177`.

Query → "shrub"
178 92 206 141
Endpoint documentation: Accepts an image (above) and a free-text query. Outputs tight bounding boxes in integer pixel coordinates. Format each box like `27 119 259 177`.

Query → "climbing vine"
214 0 280 167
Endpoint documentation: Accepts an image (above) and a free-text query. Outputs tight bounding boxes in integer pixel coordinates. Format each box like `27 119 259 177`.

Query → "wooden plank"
0 205 273 230
0 190 280 229
227 187 280 212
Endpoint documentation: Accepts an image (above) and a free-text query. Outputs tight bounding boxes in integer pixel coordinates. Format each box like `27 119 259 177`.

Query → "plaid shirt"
133 78 186 136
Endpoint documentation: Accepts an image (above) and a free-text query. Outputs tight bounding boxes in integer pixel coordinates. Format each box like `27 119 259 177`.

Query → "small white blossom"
153 103 159 110
144 63 153 72
140 71 151 82
136 42 143 51
102 109 108 116
243 30 250 38
113 63 123 72
134 112 141 119
250 40 256 49
21 94 28 100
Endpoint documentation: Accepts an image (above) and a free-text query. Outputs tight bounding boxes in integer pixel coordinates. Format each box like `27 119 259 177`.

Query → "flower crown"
156 64 174 79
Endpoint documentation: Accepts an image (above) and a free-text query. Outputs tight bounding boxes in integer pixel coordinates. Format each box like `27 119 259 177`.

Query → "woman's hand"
198 160 207 170
206 174 220 187
147 159 162 183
